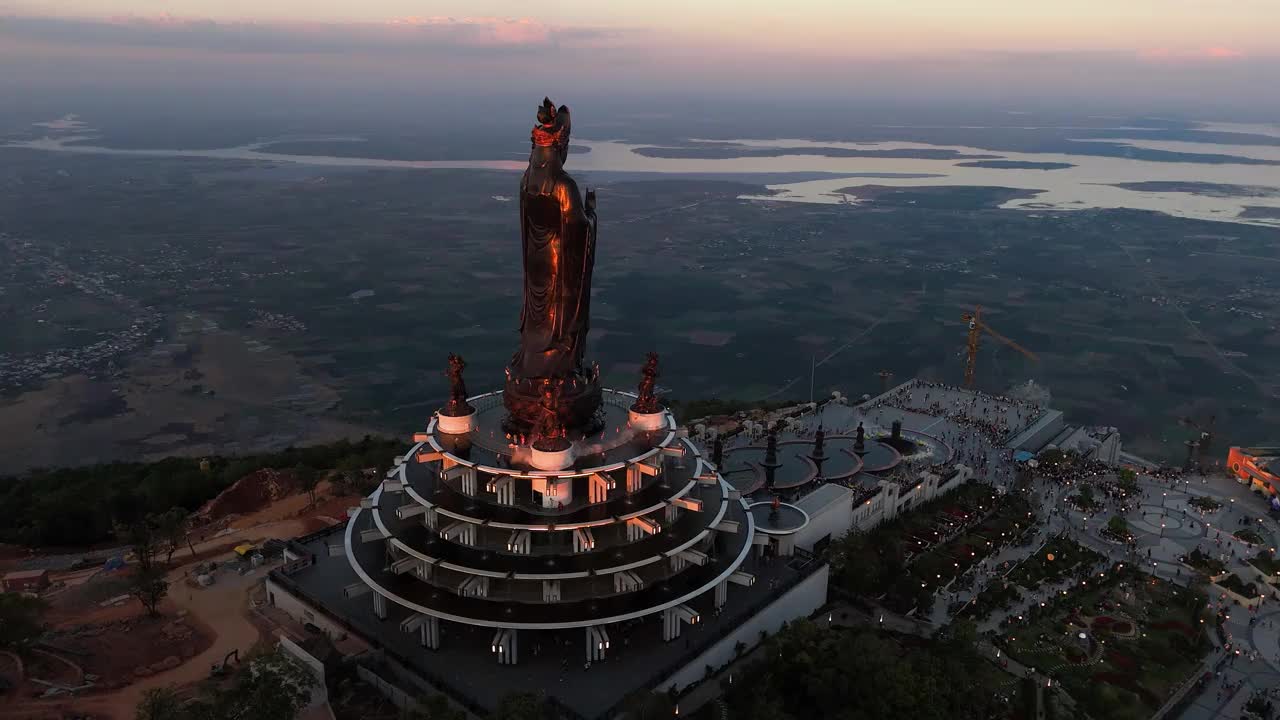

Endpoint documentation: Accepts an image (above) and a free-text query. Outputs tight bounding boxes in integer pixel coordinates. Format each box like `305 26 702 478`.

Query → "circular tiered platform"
344 388 756 629
720 434 903 496
747 502 809 536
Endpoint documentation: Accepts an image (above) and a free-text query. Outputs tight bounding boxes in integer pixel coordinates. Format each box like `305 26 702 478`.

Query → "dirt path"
15 523 314 720
71 559 280 719
8 490 350 720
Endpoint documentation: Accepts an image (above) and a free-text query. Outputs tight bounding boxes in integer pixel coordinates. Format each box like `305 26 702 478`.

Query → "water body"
8 124 1280 227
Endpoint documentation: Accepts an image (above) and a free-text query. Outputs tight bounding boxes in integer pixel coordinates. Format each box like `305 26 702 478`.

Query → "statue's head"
532 97 571 165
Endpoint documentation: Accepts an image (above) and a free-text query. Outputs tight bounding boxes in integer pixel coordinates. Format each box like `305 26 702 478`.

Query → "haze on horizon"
2 0 1279 123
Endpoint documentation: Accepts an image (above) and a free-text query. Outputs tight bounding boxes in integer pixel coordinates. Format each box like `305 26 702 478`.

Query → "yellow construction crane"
962 306 1039 388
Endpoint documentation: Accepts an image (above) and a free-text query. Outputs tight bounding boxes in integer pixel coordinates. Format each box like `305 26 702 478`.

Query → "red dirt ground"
6 476 359 719
193 468 300 525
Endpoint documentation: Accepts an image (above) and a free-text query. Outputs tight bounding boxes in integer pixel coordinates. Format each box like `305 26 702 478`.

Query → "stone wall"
659 564 830 692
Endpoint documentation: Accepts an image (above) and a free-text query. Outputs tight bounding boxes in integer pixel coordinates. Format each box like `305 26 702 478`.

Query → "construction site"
0 469 365 720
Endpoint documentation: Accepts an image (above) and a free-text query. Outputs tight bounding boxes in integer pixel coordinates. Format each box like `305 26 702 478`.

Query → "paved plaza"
752 381 1280 719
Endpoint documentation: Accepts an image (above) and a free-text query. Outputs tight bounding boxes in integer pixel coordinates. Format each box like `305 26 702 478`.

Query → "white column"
506 530 531 554
586 626 610 662
421 616 440 649
489 475 515 505
589 473 614 503
661 604 700 642
373 592 388 620
715 580 728 609
441 521 475 546
542 580 561 602
404 614 441 650
778 535 795 557
626 464 643 493
572 528 595 553
533 476 573 508
492 629 518 665
613 571 643 593
626 516 660 541
460 467 478 496
663 608 681 642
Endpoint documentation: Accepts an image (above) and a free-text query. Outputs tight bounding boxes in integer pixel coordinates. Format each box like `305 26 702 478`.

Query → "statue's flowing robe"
513 149 596 379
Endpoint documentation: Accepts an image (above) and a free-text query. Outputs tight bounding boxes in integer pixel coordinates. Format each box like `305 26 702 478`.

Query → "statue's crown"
532 97 571 148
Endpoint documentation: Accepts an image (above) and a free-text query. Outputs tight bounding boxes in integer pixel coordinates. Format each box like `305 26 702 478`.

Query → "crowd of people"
871 380 1041 447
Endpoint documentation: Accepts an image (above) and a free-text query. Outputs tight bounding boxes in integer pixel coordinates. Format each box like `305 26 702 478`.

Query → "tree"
1038 448 1068 469
1107 515 1129 538
937 618 979 657
131 566 169 617
614 691 675 717
1076 485 1095 508
136 687 185 720
295 465 319 507
1117 468 1140 496
122 519 159 570
831 532 888 595
153 507 191 564
405 693 465 720
0 592 47 653
121 520 169 617
489 692 555 720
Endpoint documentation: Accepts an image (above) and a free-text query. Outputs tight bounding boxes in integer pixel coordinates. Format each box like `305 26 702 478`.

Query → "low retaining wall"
1208 573 1265 609
660 564 829 692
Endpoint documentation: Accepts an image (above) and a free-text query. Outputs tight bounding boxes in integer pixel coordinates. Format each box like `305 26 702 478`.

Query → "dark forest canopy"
721 619 1014 720
0 435 406 547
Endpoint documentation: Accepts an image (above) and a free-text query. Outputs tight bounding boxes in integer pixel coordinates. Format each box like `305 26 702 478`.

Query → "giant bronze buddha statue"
504 98 602 435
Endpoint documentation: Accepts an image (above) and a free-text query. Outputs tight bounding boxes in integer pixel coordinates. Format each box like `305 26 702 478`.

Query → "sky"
2 0 1278 119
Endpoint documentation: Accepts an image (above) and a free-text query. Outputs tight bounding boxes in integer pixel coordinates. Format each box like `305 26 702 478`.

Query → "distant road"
759 318 886 401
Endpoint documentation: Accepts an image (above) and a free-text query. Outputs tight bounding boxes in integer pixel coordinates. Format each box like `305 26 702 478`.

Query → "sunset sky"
3 0 1278 115
9 0 1277 54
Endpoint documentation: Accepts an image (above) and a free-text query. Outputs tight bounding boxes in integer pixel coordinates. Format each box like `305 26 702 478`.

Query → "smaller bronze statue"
632 352 660 414
812 424 826 460
531 384 570 451
711 435 724 468
764 426 779 466
891 419 902 442
854 421 866 454
443 353 474 417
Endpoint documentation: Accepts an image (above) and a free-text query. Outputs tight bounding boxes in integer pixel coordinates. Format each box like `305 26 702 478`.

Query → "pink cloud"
1139 46 1245 61
1203 46 1244 59
0 13 627 54
386 16 553 47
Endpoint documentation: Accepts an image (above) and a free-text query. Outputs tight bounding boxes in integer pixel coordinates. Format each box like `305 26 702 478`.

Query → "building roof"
3 569 49 580
795 483 853 517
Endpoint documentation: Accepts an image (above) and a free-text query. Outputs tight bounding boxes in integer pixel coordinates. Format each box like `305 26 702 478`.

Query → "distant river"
8 128 1280 228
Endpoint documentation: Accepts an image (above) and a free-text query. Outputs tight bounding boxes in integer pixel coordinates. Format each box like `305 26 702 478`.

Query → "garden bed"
1183 548 1227 576
1248 553 1280 577
1008 535 1103 590
1187 496 1221 512
1234 529 1265 545
1216 573 1259 598
1000 568 1210 720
